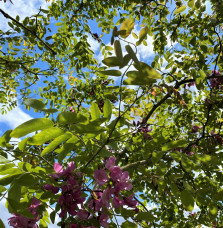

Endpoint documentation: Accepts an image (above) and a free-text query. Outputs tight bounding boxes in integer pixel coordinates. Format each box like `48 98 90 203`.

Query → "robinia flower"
8 197 41 228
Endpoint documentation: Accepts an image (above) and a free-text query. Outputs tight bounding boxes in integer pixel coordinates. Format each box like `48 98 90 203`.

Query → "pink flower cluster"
211 130 223 144
192 125 202 133
69 107 75 113
209 70 223 90
8 197 41 228
91 157 138 227
44 162 85 218
133 120 152 140
43 158 137 227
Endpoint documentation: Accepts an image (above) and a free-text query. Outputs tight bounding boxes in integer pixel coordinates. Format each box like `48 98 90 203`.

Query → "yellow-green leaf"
27 127 64 145
10 118 54 138
136 26 148 46
134 62 163 79
57 112 87 124
119 18 135 38
91 103 100 120
41 132 73 156
187 0 194 8
103 99 112 120
174 6 187 14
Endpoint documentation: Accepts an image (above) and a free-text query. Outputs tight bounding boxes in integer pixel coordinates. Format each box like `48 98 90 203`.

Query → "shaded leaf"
114 40 123 63
99 70 122 76
102 57 121 67
125 45 140 66
181 190 194 211
24 98 45 110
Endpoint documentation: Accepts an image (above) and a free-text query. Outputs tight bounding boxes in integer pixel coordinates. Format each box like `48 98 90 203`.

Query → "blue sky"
0 0 215 227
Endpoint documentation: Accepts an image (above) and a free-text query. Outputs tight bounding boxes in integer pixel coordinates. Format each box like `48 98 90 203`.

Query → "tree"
0 0 223 227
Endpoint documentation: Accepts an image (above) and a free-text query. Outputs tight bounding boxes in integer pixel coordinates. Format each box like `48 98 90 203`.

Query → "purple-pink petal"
94 169 109 186
110 166 122 181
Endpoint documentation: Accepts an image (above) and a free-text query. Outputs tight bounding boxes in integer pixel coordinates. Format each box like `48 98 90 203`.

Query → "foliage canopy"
1 0 223 227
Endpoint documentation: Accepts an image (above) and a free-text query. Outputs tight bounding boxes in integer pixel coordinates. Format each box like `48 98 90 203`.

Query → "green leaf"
10 118 54 138
0 172 23 186
8 183 21 202
121 221 137 228
162 140 187 151
50 211 56 224
91 103 100 120
119 18 135 38
57 112 87 124
114 40 123 63
27 127 64 145
124 71 156 86
71 123 106 134
42 108 58 113
0 218 5 228
24 98 45 110
41 132 73 156
0 130 12 147
134 62 162 79
135 212 155 222
57 135 79 163
102 57 121 67
98 70 122 76
15 173 36 186
120 54 131 69
152 151 164 164
181 190 194 211
0 185 7 193
187 0 194 8
55 22 62 26
174 6 187 14
0 155 10 164
0 164 15 175
136 26 148 46
125 45 140 66
103 99 112 120
18 138 29 151
132 32 138 39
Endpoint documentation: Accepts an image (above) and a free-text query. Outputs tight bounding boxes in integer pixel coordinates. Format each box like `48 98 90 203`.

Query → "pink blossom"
110 166 122 181
94 169 108 186
105 157 116 171
101 186 112 207
192 125 202 133
99 214 109 228
44 184 59 194
8 197 40 228
123 194 138 208
112 196 124 209
77 210 89 220
69 224 78 228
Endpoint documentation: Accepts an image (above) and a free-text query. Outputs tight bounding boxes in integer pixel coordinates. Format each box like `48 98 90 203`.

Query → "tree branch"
0 8 56 55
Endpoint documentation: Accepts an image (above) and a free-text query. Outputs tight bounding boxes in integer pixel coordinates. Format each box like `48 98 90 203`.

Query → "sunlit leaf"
10 118 54 138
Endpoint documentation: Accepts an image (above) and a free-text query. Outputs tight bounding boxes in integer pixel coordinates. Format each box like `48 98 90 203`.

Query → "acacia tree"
0 0 223 227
